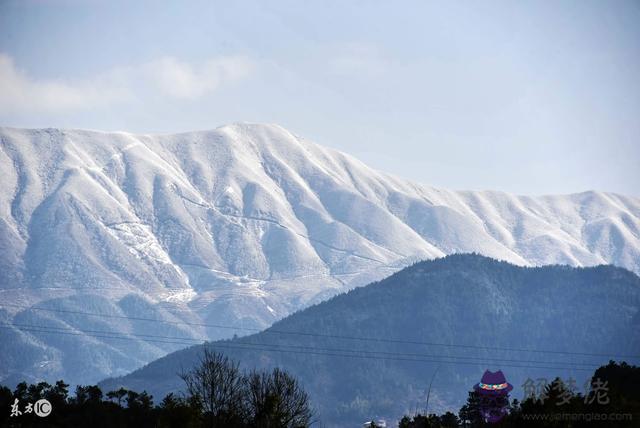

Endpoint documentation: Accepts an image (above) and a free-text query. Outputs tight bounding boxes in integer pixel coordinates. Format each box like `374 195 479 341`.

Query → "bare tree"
246 367 314 428
181 349 314 427
180 349 247 427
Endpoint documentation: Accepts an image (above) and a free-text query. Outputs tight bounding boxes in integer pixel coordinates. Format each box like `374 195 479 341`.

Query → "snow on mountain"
1 123 639 384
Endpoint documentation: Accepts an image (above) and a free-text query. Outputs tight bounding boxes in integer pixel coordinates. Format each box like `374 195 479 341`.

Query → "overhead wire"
3 302 639 360
0 321 628 372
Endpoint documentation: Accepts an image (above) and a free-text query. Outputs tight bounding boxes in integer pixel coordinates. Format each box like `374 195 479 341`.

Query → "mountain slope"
1 123 639 385
99 254 640 426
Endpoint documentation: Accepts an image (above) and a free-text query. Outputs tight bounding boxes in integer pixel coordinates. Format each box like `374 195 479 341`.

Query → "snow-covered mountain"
1 123 639 385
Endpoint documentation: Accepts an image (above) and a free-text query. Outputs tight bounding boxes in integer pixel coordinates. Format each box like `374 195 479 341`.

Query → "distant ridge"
1 123 639 385
100 254 640 426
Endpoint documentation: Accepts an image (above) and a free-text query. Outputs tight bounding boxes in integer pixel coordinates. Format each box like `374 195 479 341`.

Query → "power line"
0 324 596 372
3 303 639 360
0 324 199 347
3 321 603 368
0 287 261 296
0 322 613 372
7 322 207 343
223 341 596 373
1 302 254 331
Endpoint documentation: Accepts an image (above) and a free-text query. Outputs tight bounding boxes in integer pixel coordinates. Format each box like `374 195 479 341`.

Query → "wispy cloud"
146 56 253 99
0 54 254 113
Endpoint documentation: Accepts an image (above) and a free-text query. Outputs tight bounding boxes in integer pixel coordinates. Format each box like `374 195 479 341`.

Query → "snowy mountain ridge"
0 123 639 384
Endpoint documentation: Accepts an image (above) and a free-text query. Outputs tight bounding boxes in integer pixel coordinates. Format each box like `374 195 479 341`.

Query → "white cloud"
0 53 254 114
146 56 253 99
0 54 130 113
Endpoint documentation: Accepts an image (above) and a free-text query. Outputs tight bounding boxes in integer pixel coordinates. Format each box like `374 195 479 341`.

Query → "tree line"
395 360 639 428
0 349 313 428
2 357 638 427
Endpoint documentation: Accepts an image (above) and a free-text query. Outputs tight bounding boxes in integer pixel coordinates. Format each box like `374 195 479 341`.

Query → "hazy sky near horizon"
1 0 639 196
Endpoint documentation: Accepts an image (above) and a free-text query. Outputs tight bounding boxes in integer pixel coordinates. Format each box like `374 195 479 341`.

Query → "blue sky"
1 0 638 196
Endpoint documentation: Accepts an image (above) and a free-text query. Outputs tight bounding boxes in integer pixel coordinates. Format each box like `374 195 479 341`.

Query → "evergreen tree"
458 391 485 427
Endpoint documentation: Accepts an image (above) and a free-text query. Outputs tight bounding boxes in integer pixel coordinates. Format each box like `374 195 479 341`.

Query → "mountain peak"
1 125 639 386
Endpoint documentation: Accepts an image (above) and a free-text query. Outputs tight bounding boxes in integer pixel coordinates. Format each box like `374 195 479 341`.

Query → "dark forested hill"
99 254 640 427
